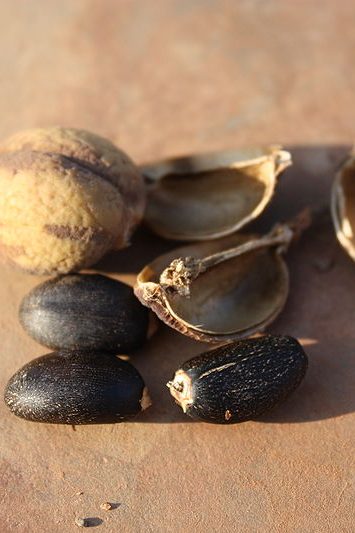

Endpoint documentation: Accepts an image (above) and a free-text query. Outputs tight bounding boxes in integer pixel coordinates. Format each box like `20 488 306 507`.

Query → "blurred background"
1 0 354 163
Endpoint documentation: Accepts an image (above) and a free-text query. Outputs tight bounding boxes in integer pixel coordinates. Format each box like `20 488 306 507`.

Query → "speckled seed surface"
4 351 148 424
0 2 354 532
170 336 307 423
19 274 149 353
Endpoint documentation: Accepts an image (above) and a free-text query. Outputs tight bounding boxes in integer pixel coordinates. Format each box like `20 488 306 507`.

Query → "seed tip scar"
140 386 152 411
225 410 232 421
166 380 183 392
167 371 193 413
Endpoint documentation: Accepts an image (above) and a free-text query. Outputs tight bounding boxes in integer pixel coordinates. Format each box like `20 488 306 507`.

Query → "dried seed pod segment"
135 224 294 343
142 146 291 241
331 151 355 261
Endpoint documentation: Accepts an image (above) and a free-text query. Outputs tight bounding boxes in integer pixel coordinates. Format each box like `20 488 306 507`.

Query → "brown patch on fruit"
60 154 119 188
44 224 109 243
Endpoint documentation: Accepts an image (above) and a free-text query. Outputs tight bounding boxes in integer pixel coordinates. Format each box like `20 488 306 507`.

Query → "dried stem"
159 210 312 298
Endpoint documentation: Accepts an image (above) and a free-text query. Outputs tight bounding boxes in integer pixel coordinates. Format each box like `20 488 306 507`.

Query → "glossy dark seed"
4 351 150 424
167 335 308 424
19 274 149 353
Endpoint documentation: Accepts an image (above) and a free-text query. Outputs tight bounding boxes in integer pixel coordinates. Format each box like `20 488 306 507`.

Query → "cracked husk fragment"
142 146 291 241
331 149 355 261
134 224 295 343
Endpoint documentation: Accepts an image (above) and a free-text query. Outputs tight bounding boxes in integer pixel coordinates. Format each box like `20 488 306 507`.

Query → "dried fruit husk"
135 224 294 343
331 151 355 261
142 146 291 241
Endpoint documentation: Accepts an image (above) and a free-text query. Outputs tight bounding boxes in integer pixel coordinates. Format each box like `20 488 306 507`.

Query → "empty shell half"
142 146 291 241
135 224 295 343
331 151 355 261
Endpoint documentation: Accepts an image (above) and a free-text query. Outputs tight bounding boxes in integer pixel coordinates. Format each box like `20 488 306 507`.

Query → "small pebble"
75 517 87 528
100 502 113 511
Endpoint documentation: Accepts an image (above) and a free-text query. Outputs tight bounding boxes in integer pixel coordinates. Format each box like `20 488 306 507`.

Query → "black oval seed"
167 335 308 424
4 351 150 424
19 274 149 353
